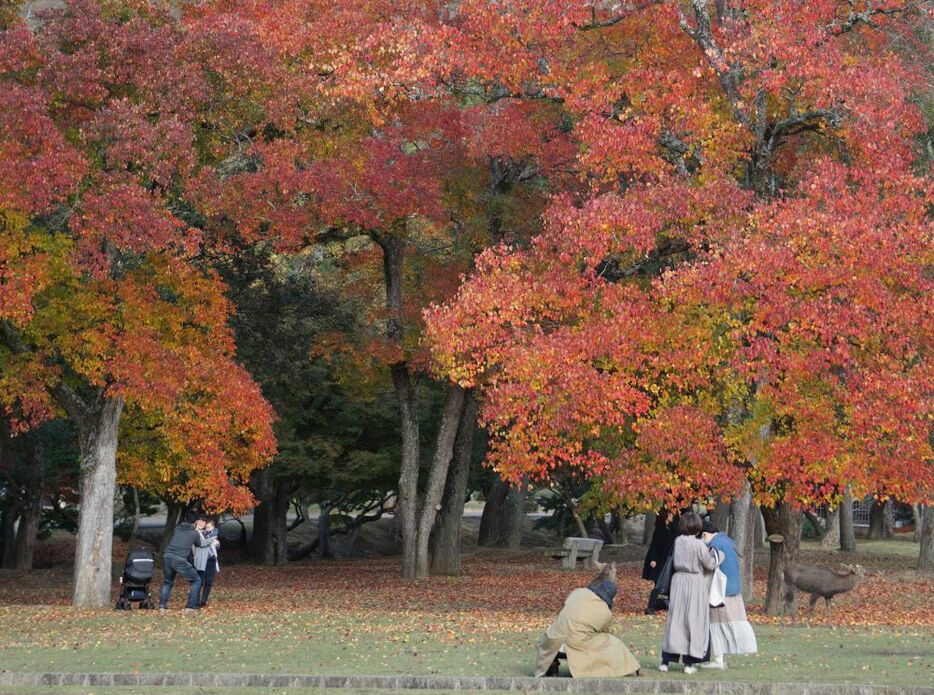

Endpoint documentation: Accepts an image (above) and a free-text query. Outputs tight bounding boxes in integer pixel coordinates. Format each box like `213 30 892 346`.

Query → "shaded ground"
1 532 932 688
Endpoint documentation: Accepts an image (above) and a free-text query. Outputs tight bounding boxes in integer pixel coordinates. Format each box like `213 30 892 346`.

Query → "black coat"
642 513 677 581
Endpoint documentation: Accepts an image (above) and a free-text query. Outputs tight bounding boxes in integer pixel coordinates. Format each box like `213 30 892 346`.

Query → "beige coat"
534 588 640 678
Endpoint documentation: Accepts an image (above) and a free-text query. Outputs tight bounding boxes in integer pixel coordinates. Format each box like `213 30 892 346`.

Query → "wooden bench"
547 537 604 569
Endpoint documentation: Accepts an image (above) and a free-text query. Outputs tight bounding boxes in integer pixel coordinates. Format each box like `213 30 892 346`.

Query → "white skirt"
710 594 757 655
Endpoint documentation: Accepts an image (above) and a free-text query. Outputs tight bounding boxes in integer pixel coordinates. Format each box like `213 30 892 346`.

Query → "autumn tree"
181 0 572 578
427 0 933 604
0 1 275 606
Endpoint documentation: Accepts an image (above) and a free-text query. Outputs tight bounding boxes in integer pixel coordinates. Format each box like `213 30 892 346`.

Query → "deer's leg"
808 594 819 625
783 588 795 624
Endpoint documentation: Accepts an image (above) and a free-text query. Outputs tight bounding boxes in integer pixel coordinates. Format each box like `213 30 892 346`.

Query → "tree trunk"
249 475 290 565
318 501 333 558
478 477 509 546
129 486 141 543
506 478 528 549
478 476 528 547
13 493 41 570
413 384 466 578
710 497 730 535
761 501 803 616
11 432 45 570
392 362 421 579
249 469 273 564
867 500 892 540
272 483 290 565
375 232 423 580
731 482 757 603
642 511 656 546
430 390 478 575
1 501 22 569
918 506 934 573
913 504 923 543
819 507 841 548
840 486 856 552
71 396 124 607
161 500 182 553
568 497 588 539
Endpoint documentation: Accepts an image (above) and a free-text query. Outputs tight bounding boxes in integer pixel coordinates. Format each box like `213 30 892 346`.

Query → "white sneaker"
657 663 668 672
701 660 726 669
684 666 698 675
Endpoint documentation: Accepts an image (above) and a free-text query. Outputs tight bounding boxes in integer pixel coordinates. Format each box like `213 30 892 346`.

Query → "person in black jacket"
642 509 678 614
159 511 218 611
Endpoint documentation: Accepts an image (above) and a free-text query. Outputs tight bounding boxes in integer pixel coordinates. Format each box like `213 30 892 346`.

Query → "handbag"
654 553 674 597
709 549 727 607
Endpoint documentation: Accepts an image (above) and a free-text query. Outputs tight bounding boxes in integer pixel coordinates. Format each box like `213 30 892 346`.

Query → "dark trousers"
198 557 217 606
662 640 711 666
160 553 201 609
646 588 669 613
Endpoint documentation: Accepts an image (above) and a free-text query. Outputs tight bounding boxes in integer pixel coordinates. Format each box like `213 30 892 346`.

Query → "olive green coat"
534 588 640 678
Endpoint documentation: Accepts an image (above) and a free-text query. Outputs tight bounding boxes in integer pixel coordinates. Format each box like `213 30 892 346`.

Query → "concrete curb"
0 672 930 694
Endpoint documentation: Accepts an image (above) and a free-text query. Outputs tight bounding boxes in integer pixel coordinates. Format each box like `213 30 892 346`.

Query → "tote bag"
654 553 674 597
709 549 727 607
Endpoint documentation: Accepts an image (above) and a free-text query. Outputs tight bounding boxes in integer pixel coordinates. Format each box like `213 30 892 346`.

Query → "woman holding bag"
701 518 757 669
659 511 718 674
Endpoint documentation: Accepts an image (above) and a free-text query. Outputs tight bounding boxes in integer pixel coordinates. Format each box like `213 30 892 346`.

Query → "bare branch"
678 0 753 130
575 0 665 31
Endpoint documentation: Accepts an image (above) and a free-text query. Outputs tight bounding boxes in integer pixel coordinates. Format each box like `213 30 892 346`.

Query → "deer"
782 561 865 625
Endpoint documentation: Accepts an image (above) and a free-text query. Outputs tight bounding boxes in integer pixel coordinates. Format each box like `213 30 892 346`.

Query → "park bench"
548 537 603 569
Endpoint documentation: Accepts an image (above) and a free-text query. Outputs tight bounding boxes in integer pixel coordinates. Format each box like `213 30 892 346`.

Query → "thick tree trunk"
642 511 656 545
819 507 841 548
249 474 290 565
430 391 478 575
413 384 465 578
730 482 756 603
568 498 588 540
507 479 528 549
1 501 22 569
478 476 527 547
272 483 289 565
392 363 420 579
918 506 934 573
840 486 856 552
761 501 802 616
375 232 424 580
710 497 730 535
13 494 41 570
318 502 333 558
72 396 124 607
867 500 892 540
11 433 45 570
478 477 509 546
913 504 923 543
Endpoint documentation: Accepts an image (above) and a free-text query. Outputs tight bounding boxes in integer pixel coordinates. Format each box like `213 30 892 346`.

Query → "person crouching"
535 562 641 678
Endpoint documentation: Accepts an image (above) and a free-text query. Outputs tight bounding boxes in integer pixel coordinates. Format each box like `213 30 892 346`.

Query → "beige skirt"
709 594 757 655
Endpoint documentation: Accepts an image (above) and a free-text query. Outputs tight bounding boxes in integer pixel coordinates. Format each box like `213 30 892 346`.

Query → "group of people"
535 509 756 678
159 511 221 611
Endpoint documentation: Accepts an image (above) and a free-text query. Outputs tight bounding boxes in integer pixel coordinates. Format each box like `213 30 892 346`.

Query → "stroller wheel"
140 599 153 610
115 599 129 610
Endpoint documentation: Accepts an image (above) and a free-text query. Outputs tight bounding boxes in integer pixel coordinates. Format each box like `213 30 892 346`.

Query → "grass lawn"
0 533 932 690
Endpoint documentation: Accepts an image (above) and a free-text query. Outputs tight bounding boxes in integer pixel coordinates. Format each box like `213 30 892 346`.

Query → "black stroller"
115 548 156 610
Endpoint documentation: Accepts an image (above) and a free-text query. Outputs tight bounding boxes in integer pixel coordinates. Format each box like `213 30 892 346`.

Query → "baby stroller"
115 548 156 610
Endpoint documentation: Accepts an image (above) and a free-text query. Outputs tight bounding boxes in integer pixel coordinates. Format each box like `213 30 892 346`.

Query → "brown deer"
782 562 865 624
